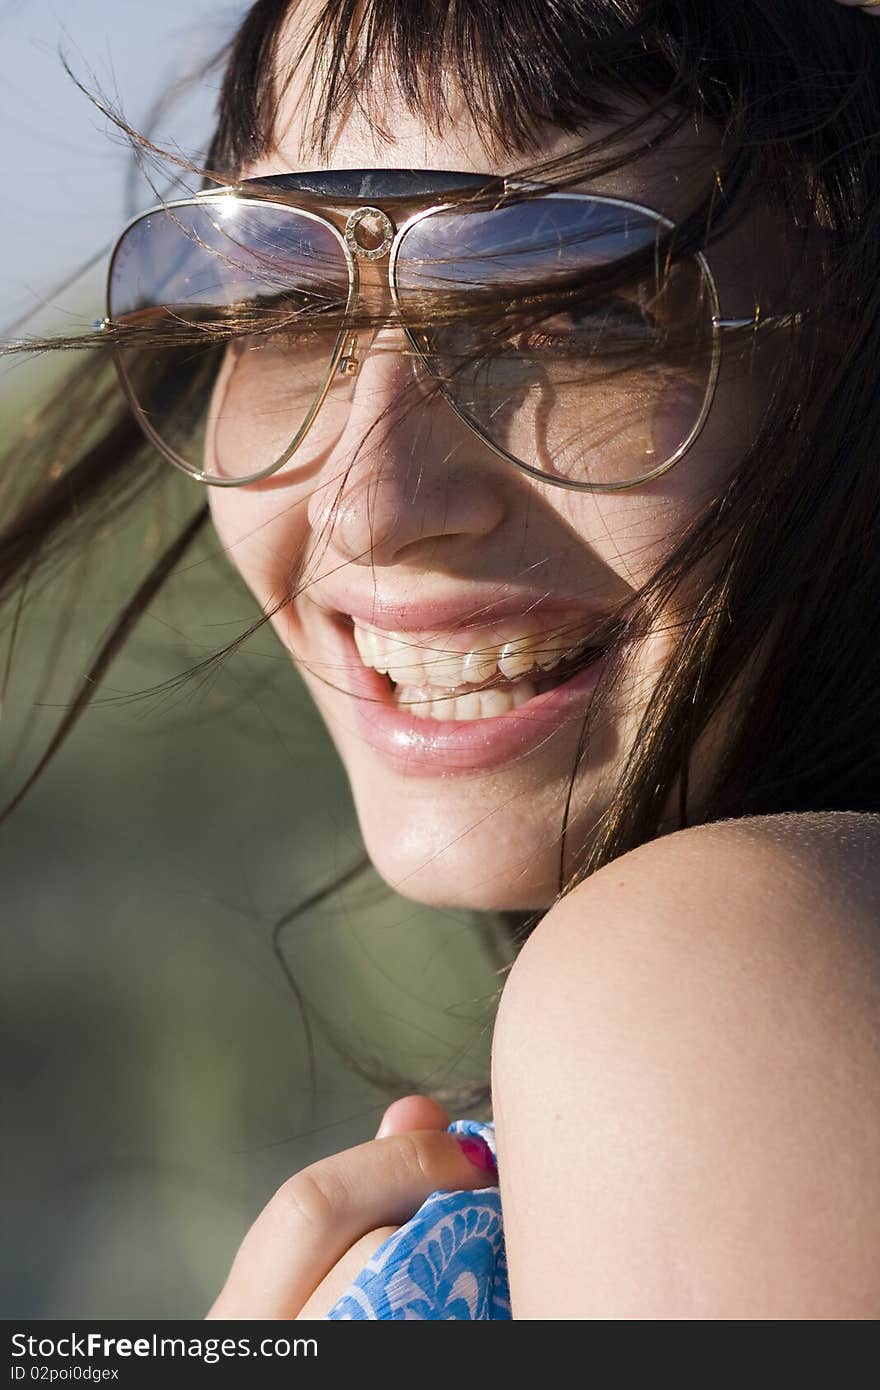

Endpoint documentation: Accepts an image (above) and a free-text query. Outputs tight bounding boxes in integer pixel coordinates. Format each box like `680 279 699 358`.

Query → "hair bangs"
206 0 871 247
208 0 686 175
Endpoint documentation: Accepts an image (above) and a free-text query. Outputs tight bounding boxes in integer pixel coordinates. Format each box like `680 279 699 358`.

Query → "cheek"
558 343 775 585
550 477 711 594
207 488 311 612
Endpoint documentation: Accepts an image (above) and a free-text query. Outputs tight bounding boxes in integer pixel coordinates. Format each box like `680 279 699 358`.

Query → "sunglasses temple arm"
715 312 803 331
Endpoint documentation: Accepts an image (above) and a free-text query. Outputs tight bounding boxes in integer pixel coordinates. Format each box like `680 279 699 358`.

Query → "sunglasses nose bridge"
337 245 419 382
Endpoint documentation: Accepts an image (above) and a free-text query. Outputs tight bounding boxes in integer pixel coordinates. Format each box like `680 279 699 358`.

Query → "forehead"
242 7 722 228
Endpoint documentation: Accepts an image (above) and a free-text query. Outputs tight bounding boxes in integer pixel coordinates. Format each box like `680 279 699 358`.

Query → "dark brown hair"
2 0 879 1002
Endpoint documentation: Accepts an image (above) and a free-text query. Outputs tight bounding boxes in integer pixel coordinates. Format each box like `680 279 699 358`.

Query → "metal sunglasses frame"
101 168 802 492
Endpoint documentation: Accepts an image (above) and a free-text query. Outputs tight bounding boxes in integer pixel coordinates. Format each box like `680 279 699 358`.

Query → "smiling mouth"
347 613 619 721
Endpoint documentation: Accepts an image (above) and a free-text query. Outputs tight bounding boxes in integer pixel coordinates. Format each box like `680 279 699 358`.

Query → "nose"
305 330 507 566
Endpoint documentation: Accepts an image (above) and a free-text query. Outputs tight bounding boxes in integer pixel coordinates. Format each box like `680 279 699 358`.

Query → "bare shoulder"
588 806 880 919
510 808 880 971
653 808 880 915
492 811 880 1318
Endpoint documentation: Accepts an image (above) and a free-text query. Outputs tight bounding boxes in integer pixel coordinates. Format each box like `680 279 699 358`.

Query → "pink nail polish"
456 1135 497 1173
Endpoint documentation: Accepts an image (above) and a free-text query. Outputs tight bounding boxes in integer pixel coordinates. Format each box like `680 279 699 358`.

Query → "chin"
349 783 563 911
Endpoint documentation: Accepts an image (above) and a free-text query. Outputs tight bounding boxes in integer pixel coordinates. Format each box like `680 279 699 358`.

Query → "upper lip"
307 588 625 643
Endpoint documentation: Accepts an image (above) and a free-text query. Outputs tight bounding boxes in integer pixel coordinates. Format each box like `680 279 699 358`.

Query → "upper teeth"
352 615 594 691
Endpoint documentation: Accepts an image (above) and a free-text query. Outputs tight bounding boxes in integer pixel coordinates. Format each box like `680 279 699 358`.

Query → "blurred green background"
0 1 510 1319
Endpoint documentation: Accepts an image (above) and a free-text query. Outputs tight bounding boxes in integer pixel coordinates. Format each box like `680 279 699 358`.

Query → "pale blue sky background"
0 0 241 328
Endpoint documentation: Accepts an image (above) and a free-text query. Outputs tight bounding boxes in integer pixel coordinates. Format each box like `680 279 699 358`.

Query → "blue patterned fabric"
325 1118 510 1319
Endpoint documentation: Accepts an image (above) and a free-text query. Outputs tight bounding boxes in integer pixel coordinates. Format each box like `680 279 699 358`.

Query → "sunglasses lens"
395 198 716 487
108 199 351 481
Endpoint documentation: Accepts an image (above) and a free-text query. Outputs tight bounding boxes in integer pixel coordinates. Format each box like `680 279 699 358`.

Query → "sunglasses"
99 168 799 491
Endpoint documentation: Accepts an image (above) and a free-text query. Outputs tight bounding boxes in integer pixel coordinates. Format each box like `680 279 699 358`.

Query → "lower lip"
329 619 612 777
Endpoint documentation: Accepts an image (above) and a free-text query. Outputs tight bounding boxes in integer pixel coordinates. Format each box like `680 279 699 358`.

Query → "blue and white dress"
325 1119 510 1320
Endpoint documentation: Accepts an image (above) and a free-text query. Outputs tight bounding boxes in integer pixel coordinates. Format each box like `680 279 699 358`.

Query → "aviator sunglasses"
100 168 800 491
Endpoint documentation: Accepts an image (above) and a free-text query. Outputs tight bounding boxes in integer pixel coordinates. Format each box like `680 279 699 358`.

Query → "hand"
205 1095 497 1320
835 1 880 16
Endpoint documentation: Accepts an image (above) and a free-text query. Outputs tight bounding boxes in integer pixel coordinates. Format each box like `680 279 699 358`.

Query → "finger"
296 1225 399 1319
375 1094 451 1137
206 1127 496 1320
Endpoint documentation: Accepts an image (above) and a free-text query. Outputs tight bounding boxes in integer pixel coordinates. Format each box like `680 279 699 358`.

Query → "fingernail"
375 1108 393 1139
455 1134 497 1173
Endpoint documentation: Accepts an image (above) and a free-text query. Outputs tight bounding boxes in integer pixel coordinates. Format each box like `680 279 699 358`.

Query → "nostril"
391 532 467 564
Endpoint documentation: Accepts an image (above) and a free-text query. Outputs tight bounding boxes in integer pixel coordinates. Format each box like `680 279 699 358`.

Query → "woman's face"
207 61 795 909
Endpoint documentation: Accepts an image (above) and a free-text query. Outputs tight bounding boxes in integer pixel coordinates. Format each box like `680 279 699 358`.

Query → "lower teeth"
395 678 538 720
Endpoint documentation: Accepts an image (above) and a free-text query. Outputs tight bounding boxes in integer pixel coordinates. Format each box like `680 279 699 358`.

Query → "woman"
3 0 880 1319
